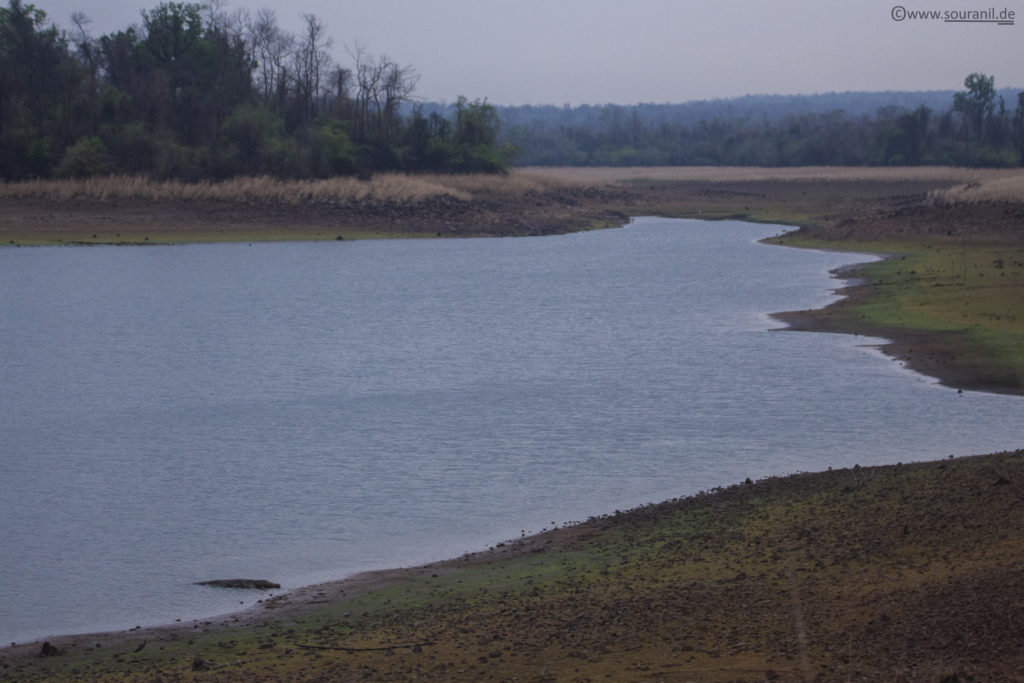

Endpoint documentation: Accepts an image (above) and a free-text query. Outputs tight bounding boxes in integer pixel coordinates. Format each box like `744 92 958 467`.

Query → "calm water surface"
1 217 1021 643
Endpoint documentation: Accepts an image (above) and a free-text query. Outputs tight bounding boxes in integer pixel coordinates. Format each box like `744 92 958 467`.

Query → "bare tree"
349 44 417 145
247 8 293 111
328 65 353 118
292 12 332 124
202 0 229 31
245 8 294 112
381 57 418 142
349 43 378 143
69 11 98 91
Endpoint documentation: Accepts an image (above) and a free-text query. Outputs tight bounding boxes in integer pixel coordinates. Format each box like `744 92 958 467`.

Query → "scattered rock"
39 642 59 658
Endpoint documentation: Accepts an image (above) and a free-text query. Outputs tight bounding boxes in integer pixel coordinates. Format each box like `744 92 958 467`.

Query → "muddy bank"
0 183 635 245
771 262 1024 396
769 198 1024 396
4 450 1023 681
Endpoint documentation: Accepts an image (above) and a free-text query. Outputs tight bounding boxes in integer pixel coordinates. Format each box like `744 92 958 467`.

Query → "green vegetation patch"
764 226 1024 393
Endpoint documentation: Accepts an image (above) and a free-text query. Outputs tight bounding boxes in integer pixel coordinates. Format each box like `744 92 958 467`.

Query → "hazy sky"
37 0 1024 105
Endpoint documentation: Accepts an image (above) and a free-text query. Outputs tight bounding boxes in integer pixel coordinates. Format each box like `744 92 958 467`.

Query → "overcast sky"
37 0 1024 105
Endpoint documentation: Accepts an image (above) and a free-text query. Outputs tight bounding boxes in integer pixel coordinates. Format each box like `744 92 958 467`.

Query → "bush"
55 136 112 178
307 120 355 176
220 105 285 174
107 122 159 174
153 142 209 181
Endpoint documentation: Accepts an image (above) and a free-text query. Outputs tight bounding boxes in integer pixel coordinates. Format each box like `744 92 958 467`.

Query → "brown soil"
0 184 635 244
782 196 1024 246
3 451 1023 681
772 278 1023 396
0 176 968 244
770 198 1024 395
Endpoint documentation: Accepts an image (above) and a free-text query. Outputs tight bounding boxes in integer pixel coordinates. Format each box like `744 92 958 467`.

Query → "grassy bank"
770 237 1024 393
5 450 1023 681
756 173 1024 395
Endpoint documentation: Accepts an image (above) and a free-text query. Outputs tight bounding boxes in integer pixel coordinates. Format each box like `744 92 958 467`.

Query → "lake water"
1 217 1021 644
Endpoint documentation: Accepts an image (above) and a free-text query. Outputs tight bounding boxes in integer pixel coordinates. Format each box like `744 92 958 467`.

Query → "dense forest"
0 0 509 180
491 82 1024 167
2 0 1023 181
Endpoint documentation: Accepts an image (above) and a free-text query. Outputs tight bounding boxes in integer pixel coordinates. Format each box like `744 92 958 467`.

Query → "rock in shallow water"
196 579 281 590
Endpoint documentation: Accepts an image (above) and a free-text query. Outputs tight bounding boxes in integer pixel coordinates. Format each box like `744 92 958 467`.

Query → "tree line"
0 0 510 181
3 0 1022 181
497 75 1024 167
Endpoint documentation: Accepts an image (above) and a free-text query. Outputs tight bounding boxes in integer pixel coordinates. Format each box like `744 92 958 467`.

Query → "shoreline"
769 251 1024 397
5 449 1023 679
1 240 1017 662
0 510 589 663
5 182 1020 397
0 235 934 655
3 167 1023 678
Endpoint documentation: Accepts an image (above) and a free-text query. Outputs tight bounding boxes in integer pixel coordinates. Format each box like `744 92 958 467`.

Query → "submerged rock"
196 579 281 590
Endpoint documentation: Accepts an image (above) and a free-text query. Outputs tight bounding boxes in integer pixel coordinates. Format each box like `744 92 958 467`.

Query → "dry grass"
0 171 581 205
6 167 1020 206
423 170 581 195
525 165 1024 185
0 174 473 203
928 172 1024 204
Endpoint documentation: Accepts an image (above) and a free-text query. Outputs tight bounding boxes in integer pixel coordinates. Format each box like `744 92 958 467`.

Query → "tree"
247 8 292 113
350 44 417 154
1013 92 1024 165
878 105 931 164
291 12 331 126
454 96 499 148
0 0 88 178
130 2 253 150
69 11 98 94
953 72 996 142
450 97 508 172
0 0 557 178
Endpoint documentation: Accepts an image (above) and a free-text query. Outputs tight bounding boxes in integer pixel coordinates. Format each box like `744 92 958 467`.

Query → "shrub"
55 136 112 178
